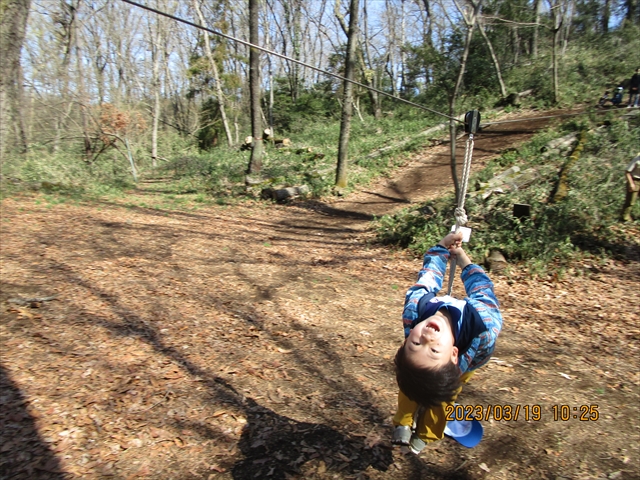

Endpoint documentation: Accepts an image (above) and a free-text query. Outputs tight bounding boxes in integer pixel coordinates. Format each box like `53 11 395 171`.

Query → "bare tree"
624 0 638 24
547 0 563 104
532 0 541 57
246 0 263 180
0 0 31 158
193 0 233 147
399 0 407 94
334 0 381 119
360 1 382 118
449 0 482 201
72 8 92 159
51 0 75 153
147 7 164 167
383 4 399 97
476 14 507 98
335 0 359 188
282 0 302 101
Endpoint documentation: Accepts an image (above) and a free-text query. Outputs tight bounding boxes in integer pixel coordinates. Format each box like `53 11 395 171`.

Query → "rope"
446 133 474 295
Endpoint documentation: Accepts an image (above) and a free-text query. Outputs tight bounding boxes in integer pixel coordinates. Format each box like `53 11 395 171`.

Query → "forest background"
1 1 640 479
1 0 639 267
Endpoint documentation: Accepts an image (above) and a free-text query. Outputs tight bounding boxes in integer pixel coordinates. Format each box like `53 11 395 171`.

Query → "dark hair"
394 344 461 407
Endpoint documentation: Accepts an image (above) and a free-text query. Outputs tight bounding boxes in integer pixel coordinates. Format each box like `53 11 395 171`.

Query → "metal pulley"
464 110 481 134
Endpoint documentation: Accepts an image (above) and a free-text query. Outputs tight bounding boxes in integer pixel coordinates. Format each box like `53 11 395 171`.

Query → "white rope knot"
454 207 468 227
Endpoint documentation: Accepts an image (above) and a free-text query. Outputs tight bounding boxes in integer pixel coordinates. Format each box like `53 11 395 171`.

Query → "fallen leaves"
1 193 638 480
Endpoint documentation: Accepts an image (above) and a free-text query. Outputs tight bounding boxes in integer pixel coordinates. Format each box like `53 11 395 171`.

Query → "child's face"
404 311 458 369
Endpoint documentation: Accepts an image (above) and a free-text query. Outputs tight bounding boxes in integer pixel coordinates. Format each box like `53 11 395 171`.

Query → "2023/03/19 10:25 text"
444 404 600 422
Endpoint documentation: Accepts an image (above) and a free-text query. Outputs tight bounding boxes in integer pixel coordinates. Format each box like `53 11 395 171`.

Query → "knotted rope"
446 132 475 295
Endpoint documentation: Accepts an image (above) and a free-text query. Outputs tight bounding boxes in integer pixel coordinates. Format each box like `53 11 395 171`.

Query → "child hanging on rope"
391 230 503 454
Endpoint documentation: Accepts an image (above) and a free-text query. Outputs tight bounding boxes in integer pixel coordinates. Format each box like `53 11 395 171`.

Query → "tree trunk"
52 0 77 154
532 0 541 58
400 0 407 94
553 27 559 104
0 0 31 158
361 1 381 119
551 7 562 104
561 1 572 56
247 0 263 179
193 0 233 147
151 25 161 168
449 0 481 202
74 19 92 160
335 0 359 189
335 0 380 119
264 0 275 140
420 0 434 89
625 0 638 24
477 16 507 98
512 25 520 64
283 0 302 102
602 0 610 32
384 0 398 97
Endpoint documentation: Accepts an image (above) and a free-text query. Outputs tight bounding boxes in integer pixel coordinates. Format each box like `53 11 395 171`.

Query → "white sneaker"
409 435 426 454
391 425 412 446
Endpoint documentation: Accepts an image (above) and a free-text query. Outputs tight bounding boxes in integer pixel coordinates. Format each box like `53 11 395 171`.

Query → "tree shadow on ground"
358 191 412 204
44 263 397 478
572 232 640 262
0 364 67 480
230 397 392 479
229 397 480 480
294 200 376 221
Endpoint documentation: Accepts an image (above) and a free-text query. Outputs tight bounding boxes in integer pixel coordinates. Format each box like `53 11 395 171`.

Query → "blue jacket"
402 245 503 373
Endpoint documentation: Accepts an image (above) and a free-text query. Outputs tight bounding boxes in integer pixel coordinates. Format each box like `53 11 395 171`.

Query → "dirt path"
1 111 639 480
292 110 565 223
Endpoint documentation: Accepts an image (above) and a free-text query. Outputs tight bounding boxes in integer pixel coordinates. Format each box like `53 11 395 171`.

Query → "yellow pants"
392 371 474 443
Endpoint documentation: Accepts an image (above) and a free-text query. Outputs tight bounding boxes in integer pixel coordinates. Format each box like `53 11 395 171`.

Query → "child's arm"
447 243 497 312
401 232 463 337
459 257 503 371
449 245 472 270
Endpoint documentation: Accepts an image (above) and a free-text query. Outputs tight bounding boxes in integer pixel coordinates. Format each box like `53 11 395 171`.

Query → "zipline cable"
120 0 463 123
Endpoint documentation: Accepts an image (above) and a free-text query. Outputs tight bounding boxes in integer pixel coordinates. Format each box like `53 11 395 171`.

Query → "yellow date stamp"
445 404 541 422
444 404 600 422
551 405 599 421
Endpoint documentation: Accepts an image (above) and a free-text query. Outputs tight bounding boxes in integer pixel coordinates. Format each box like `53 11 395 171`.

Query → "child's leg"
393 389 418 427
414 371 475 443
622 185 639 221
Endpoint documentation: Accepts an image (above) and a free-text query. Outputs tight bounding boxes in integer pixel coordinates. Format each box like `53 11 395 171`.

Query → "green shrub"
375 114 640 274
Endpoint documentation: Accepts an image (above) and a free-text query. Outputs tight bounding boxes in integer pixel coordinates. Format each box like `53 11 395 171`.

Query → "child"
612 86 624 106
391 231 503 454
599 90 610 106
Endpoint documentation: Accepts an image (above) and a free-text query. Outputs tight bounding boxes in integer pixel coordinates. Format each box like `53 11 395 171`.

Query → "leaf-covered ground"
1 113 639 480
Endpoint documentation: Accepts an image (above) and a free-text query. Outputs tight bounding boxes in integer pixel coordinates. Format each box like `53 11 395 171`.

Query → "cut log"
540 133 577 155
261 185 310 202
473 166 541 200
486 250 508 272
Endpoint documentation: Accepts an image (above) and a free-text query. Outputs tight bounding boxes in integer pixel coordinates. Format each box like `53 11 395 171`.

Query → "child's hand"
439 232 472 268
452 247 472 268
438 232 463 251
